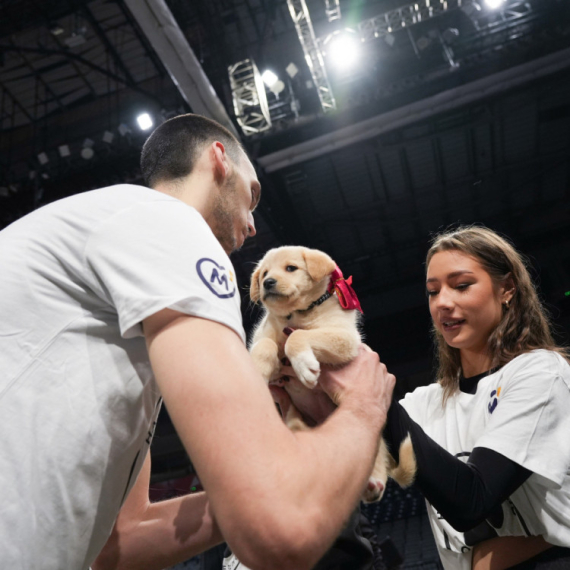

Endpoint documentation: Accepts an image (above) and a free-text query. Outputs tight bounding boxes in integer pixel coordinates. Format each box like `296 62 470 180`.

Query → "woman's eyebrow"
426 270 475 283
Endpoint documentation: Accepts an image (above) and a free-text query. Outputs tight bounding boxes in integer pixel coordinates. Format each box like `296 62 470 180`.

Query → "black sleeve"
383 400 532 533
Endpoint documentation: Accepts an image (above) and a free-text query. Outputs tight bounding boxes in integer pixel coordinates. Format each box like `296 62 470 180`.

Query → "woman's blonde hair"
426 226 568 402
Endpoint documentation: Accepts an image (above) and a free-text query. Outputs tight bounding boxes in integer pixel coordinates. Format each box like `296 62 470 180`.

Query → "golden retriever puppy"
249 245 415 502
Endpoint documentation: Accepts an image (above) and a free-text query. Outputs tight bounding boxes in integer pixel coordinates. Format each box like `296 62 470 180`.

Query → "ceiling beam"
123 0 239 136
258 45 570 172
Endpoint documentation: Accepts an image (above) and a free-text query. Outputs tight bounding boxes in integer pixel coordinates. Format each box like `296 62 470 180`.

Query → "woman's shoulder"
501 349 570 383
505 348 570 374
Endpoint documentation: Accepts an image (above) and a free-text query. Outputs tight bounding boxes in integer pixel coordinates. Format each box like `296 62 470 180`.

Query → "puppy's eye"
263 270 268 278
286 265 298 272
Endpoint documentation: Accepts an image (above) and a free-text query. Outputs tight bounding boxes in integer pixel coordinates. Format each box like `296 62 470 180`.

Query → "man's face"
210 152 260 254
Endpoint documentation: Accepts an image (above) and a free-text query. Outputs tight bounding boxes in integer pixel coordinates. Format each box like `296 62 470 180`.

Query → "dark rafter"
0 81 35 123
115 0 167 78
8 37 67 113
79 2 137 87
0 44 165 107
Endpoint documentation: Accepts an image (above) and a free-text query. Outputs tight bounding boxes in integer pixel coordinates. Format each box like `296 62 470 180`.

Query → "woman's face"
426 250 507 358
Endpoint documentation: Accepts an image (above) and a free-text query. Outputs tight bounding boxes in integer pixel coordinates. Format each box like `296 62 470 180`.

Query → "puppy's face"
250 246 336 315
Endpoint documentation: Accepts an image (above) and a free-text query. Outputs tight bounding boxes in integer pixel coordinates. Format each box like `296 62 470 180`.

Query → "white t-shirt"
400 350 570 570
0 184 245 570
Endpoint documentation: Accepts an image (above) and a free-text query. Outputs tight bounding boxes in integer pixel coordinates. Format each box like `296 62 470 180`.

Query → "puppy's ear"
302 248 336 282
249 265 262 303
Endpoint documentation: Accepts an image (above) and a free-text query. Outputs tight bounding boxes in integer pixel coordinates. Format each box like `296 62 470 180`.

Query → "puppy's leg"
362 437 389 504
250 337 281 383
284 404 311 432
389 435 416 489
285 328 360 389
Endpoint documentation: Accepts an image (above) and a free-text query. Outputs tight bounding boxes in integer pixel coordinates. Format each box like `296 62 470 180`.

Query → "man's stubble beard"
211 173 240 254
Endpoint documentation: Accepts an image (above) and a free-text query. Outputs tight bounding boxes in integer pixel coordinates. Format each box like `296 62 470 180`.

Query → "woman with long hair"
384 226 570 569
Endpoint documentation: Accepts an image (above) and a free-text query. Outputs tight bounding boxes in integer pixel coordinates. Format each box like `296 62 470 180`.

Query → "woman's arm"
472 535 553 570
384 402 531 532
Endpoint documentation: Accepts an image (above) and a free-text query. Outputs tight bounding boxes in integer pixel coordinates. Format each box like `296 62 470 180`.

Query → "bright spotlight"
484 0 504 8
261 69 278 87
137 113 153 131
326 33 360 70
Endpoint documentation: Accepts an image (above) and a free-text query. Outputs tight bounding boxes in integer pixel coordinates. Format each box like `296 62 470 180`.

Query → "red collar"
327 266 363 313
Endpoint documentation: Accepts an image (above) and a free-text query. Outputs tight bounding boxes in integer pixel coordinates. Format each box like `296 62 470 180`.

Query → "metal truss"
287 0 336 113
228 59 272 136
324 0 341 23
357 0 532 42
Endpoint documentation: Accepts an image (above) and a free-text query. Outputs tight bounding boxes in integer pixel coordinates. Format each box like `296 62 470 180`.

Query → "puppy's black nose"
263 278 277 290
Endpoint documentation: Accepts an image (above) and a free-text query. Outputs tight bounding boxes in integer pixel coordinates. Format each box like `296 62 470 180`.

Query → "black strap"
286 291 332 320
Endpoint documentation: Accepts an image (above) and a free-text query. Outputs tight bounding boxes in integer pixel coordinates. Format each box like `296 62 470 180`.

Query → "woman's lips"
442 319 466 331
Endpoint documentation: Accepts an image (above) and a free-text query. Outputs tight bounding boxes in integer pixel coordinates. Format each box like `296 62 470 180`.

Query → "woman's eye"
286 265 298 272
456 283 471 290
426 290 438 297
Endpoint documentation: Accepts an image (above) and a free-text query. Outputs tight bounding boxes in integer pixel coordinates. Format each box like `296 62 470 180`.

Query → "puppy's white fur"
249 246 416 502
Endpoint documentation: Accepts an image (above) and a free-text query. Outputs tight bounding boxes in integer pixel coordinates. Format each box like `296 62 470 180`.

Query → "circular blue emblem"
196 258 236 299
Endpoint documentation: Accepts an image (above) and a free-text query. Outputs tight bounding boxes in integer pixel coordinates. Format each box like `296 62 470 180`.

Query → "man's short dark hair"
140 114 245 188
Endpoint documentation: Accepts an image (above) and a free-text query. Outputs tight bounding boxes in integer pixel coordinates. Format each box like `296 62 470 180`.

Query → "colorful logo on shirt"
197 258 236 299
488 387 501 414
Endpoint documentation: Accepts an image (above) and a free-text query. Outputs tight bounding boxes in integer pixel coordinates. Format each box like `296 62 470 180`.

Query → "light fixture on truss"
228 59 272 136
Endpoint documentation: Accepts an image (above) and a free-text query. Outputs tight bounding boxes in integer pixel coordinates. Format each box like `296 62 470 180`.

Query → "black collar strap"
286 291 332 320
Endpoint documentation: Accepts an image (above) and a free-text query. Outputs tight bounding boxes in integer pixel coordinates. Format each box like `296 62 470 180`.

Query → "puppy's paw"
291 350 320 389
362 476 386 504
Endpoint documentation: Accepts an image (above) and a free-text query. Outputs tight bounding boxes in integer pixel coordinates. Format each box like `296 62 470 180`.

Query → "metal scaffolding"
228 59 272 136
357 0 532 42
287 0 336 113
324 0 341 23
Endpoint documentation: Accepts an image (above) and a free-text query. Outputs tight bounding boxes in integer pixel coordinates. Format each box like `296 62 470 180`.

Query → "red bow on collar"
327 266 363 313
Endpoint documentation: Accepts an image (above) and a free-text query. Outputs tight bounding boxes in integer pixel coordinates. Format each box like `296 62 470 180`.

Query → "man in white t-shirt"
0 114 395 570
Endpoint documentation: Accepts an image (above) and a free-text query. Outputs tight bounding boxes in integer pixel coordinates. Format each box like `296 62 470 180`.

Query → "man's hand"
269 345 395 429
318 345 395 424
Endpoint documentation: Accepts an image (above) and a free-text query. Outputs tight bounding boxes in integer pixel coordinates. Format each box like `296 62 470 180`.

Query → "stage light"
136 113 153 131
81 147 94 160
37 152 49 165
261 69 278 87
269 80 286 96
484 0 505 8
118 123 130 136
286 62 299 78
102 131 114 144
325 31 361 70
58 145 70 158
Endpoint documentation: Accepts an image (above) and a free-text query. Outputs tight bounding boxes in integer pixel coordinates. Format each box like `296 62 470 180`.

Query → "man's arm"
143 308 394 570
93 451 223 570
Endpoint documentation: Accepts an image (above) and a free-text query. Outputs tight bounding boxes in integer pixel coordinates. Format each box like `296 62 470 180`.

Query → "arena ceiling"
2 0 570 480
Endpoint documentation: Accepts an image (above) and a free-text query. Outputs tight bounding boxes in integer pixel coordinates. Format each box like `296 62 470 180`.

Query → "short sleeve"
399 383 444 432
84 198 246 343
475 351 570 488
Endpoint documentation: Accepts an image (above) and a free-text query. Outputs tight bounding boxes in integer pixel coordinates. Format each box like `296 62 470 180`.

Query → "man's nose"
247 212 257 238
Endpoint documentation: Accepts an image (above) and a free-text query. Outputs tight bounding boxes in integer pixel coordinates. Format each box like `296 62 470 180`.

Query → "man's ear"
249 265 262 303
212 141 230 183
302 248 336 282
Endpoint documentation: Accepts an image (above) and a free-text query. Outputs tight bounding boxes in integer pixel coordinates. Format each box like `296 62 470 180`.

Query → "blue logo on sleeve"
197 258 237 298
488 387 501 414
